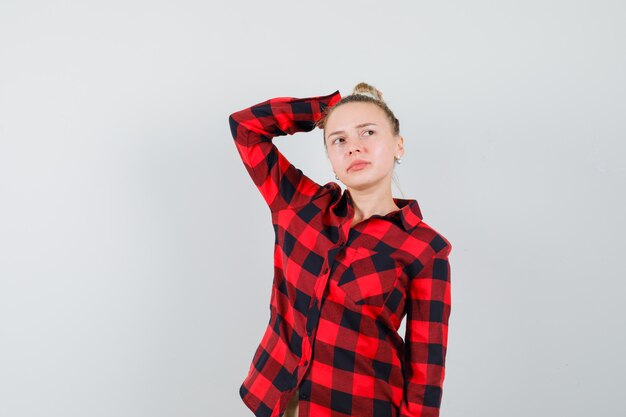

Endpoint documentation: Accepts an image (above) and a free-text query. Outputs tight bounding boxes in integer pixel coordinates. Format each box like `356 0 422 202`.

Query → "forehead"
325 102 389 130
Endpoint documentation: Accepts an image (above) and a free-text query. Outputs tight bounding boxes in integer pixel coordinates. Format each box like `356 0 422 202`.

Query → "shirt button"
299 392 309 400
302 360 308 366
323 267 329 274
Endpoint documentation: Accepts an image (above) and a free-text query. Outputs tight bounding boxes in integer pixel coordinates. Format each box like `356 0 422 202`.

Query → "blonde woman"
229 83 453 417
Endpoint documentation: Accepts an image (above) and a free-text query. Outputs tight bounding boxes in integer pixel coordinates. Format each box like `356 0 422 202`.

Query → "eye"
362 129 375 136
331 137 345 145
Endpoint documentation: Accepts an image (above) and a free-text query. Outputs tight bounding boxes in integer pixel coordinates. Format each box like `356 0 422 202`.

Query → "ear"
395 135 405 156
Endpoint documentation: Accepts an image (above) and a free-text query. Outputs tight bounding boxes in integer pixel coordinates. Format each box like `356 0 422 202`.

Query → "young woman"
229 83 453 417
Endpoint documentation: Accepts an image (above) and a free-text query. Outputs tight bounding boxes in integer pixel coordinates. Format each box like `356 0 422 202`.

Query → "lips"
347 159 370 172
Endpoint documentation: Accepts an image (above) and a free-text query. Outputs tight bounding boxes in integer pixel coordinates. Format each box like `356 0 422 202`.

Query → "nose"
347 137 362 154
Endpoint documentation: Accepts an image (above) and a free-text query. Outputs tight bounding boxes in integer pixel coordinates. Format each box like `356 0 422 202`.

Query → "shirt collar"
342 187 423 231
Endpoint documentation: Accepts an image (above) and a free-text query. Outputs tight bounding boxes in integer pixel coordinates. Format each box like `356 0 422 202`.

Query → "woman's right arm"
228 90 342 213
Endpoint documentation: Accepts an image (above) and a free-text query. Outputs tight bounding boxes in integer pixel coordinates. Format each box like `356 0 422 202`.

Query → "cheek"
372 143 394 160
327 149 343 163
326 152 340 169
370 144 397 170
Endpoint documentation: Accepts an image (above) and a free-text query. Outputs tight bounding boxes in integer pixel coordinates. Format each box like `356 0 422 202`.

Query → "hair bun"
352 82 384 101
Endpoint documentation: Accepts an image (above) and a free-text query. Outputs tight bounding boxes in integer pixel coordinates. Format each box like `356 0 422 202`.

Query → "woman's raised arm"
228 90 341 212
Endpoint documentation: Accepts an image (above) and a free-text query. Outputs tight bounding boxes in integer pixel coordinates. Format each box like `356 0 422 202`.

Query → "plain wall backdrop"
1 1 625 416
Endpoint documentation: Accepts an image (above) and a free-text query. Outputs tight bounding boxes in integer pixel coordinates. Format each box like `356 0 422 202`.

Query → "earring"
395 155 402 164
335 174 339 180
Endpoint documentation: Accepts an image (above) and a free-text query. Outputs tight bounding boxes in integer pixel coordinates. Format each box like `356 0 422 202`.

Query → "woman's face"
324 102 403 191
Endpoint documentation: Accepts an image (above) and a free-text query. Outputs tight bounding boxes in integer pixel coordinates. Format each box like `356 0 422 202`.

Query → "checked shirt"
229 90 452 417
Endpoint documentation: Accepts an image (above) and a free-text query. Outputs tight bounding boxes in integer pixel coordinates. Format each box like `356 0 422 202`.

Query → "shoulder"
309 180 343 206
409 219 452 257
272 181 342 219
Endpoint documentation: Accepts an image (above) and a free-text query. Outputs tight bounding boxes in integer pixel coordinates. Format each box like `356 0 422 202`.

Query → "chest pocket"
338 247 399 308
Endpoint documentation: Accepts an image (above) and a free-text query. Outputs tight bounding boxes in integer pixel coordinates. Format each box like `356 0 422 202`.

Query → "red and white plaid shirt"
229 91 452 417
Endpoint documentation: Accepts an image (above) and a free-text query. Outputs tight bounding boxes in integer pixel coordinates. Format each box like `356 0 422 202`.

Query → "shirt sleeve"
228 90 342 213
399 239 453 417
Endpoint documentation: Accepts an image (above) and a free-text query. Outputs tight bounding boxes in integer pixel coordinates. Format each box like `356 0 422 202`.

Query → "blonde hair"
317 82 400 135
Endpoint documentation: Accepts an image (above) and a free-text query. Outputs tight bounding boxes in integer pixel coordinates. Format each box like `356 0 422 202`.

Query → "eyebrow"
327 123 378 139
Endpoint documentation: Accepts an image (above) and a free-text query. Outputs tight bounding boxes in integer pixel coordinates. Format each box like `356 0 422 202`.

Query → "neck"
348 185 400 227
